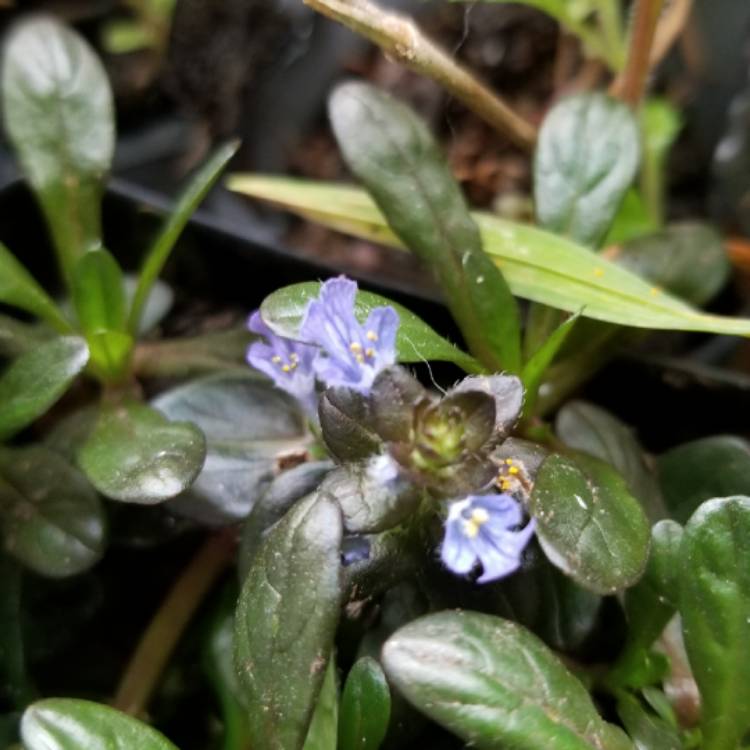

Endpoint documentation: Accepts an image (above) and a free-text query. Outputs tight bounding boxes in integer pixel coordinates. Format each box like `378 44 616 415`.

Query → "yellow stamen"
505 458 514 465
463 507 490 539
350 342 362 352
365 347 376 358
290 353 299 362
366 330 378 341
282 364 291 373
355 354 365 364
272 355 282 364
509 466 519 475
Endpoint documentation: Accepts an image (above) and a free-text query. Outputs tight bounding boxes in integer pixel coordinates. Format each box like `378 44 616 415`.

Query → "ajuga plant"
8 6 750 750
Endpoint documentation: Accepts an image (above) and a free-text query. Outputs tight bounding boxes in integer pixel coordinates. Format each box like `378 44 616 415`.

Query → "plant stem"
112 532 235 716
649 0 693 68
595 0 626 71
612 0 666 106
303 0 537 150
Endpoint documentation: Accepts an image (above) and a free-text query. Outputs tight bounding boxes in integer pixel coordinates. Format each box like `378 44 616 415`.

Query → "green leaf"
534 93 640 247
1 17 114 284
640 98 683 225
0 336 89 440
77 401 206 504
382 611 634 750
21 699 178 750
152 373 310 524
128 141 238 334
318 458 421 534
605 223 730 308
234 493 343 750
603 190 659 246
338 657 391 750
658 436 750 524
202 587 252 750
238 461 333 580
72 249 132 377
521 313 578 417
0 315 52 359
228 177 750 339
260 282 482 373
304 658 339 750
0 557 34 708
530 453 651 594
329 82 521 373
556 401 666 522
0 244 71 333
616 692 683 750
679 496 750 750
0 446 105 577
608 521 683 690
72 250 127 333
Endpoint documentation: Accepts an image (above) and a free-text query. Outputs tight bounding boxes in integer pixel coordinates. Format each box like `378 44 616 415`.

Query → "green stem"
112 532 235 716
595 0 626 71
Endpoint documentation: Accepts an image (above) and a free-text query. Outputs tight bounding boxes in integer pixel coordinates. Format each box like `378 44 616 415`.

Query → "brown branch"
112 532 235 716
304 0 537 151
649 0 693 68
611 0 666 106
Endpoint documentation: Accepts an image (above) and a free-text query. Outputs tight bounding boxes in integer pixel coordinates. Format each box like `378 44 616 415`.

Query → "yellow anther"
505 458 514 465
355 354 365 364
350 342 363 353
594 267 605 278
272 355 282 364
282 364 291 373
290 353 299 362
509 466 519 475
365 347 376 358
463 507 489 539
366 330 378 341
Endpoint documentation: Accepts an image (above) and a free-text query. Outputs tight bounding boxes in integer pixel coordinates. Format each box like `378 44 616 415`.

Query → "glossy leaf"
304 659 339 750
329 82 521 373
0 336 89 440
21 699 178 750
556 401 665 522
616 693 682 750
530 453 651 594
609 521 684 689
77 401 206 504
319 458 421 534
679 496 750 750
1 17 114 283
0 446 105 578
604 223 729 307
658 436 750 524
228 177 750 338
382 611 633 750
339 657 390 750
0 244 71 332
521 313 578 417
72 249 131 377
260 282 482 373
234 493 343 750
0 557 34 708
152 373 310 524
72 249 127 334
238 461 333 581
534 94 640 247
128 141 238 333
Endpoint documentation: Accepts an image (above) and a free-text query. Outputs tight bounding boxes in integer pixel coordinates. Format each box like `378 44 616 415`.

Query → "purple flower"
441 494 535 583
247 311 318 415
300 277 398 393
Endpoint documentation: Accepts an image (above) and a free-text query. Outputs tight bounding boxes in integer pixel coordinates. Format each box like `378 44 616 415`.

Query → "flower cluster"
248 275 535 585
247 276 399 415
